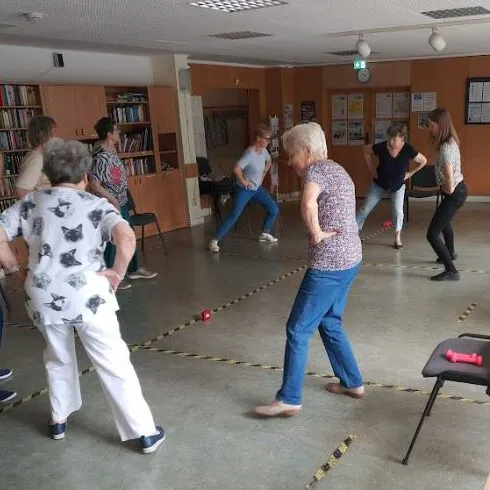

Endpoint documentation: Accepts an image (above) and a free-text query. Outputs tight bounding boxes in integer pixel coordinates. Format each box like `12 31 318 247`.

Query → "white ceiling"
1 0 490 66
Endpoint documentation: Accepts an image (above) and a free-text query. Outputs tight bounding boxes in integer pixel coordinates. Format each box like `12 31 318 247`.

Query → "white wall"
0 44 153 85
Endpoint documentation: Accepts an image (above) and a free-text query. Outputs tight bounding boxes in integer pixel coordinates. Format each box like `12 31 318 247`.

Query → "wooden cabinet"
40 85 106 140
161 169 188 230
148 86 178 133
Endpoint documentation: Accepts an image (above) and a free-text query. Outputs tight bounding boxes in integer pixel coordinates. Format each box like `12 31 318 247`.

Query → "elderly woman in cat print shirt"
0 139 165 454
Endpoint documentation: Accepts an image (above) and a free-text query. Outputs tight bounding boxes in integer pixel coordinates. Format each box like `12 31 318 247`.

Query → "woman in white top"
426 108 467 281
0 139 165 453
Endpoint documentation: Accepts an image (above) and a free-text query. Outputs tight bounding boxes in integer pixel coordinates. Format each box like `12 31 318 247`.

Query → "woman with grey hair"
0 139 165 453
357 122 427 249
255 123 364 417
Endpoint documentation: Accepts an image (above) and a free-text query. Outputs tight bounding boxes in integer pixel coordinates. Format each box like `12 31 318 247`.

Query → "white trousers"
37 313 156 442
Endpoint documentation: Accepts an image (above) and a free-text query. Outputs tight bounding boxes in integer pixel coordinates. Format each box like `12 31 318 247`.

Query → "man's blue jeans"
215 186 279 242
276 263 363 405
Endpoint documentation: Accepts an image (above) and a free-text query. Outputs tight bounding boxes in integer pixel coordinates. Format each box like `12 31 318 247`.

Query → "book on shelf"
0 174 17 199
110 105 147 124
106 92 147 104
3 153 24 175
0 197 17 212
125 157 155 176
0 108 40 129
0 131 28 151
119 129 152 153
0 85 38 107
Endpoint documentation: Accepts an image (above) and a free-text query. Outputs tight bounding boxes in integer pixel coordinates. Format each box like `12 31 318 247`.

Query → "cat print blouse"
0 187 125 326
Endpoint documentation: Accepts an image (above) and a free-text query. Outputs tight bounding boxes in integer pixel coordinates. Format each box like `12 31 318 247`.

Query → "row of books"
3 153 23 175
0 85 39 107
110 105 148 124
125 158 155 176
0 108 40 129
119 129 152 153
0 175 17 199
106 92 147 104
0 131 28 151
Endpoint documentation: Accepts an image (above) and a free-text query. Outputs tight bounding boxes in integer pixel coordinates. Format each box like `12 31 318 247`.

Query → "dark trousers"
427 181 467 272
104 203 140 274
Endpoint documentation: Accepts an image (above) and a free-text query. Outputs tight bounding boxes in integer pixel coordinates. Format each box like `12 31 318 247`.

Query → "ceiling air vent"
421 6 490 19
209 31 272 39
190 0 288 13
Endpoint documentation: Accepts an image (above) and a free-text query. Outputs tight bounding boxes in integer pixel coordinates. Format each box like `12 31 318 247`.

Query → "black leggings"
426 181 467 272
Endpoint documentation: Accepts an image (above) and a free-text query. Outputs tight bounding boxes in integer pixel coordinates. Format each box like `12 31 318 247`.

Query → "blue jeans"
215 186 279 242
356 182 405 232
276 264 363 405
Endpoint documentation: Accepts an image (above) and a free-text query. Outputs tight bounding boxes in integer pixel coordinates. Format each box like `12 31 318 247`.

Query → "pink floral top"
303 159 362 271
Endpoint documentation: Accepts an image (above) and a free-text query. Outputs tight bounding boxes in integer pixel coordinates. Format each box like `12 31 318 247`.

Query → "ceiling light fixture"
189 0 288 14
428 27 446 52
355 34 371 58
24 12 44 23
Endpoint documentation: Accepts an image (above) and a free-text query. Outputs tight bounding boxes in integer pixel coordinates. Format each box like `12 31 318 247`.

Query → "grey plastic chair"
402 333 490 464
405 165 441 222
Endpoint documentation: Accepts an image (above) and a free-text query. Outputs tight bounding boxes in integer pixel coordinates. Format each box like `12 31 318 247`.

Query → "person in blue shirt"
0 277 17 403
209 124 279 252
356 122 427 249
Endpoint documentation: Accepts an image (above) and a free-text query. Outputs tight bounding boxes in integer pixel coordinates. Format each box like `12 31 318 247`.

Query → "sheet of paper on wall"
269 115 279 135
417 112 429 129
271 161 279 186
469 81 484 102
270 136 280 157
483 82 490 102
348 94 363 119
331 94 347 120
481 103 490 123
347 120 364 146
375 93 392 119
423 92 437 112
332 120 347 146
283 103 294 129
393 92 409 118
374 120 391 144
301 101 316 122
468 102 483 123
411 92 424 112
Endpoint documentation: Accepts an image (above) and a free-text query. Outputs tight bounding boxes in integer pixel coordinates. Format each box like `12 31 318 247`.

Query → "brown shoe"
254 401 302 417
325 383 365 399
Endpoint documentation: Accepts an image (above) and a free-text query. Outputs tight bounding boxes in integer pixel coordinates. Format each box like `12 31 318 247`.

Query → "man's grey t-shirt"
237 147 271 191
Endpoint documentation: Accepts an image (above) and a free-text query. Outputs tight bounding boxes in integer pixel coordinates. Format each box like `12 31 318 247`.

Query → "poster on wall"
481 103 490 123
283 104 294 129
331 94 347 119
483 82 490 102
423 92 437 111
469 81 484 102
411 92 424 112
348 94 363 119
393 92 410 118
417 112 429 129
300 101 316 122
374 120 391 144
376 93 393 119
347 120 364 145
271 161 279 187
332 120 347 146
467 103 482 123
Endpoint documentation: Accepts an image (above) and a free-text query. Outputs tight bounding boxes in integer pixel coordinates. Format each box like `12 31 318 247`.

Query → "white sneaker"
209 239 220 253
259 232 278 243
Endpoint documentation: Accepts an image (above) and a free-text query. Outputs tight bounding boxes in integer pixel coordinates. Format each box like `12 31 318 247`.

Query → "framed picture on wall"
465 77 490 124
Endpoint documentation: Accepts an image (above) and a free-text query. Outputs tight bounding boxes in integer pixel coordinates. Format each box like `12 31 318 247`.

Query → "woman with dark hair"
357 122 427 249
426 108 467 281
16 116 57 198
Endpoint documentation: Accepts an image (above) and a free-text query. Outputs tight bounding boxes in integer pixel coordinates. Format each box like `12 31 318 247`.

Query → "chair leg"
141 225 145 252
155 220 168 255
402 377 444 465
426 379 444 417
